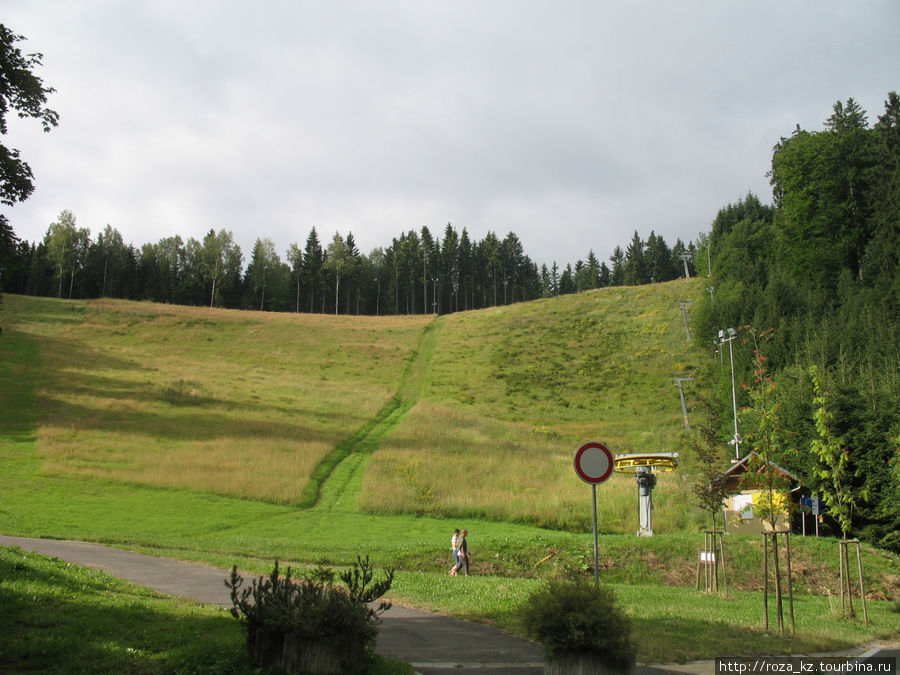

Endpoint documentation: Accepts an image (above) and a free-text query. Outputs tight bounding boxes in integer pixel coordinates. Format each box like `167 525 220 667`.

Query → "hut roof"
723 451 801 492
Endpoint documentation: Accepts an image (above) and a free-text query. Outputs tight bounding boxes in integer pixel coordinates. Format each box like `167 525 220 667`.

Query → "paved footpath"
3 536 894 674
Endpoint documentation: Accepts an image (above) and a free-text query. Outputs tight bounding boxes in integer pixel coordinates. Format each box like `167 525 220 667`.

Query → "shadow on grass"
31 333 379 445
0 547 251 674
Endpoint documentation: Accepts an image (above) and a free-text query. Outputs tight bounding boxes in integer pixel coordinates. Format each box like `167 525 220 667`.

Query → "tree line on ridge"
1 220 697 315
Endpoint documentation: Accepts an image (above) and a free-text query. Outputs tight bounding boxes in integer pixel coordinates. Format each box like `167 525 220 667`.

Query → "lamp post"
422 251 428 314
374 277 380 316
432 277 437 314
718 328 742 459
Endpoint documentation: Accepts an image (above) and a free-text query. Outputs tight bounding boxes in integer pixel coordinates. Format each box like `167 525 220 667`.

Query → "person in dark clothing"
457 529 470 576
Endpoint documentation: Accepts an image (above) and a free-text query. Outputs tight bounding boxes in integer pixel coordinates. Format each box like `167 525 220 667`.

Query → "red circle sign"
574 442 614 484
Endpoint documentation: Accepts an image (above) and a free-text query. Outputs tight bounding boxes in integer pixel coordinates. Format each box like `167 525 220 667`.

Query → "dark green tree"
864 91 900 305
440 223 459 313
690 394 730 532
623 230 647 285
479 231 501 307
420 226 435 314
0 215 17 293
559 263 575 294
608 246 625 286
500 232 525 303
0 24 59 207
89 225 128 298
302 227 324 313
245 238 280 311
645 231 674 283
770 99 876 289
458 228 473 311
585 250 601 289
598 261 610 287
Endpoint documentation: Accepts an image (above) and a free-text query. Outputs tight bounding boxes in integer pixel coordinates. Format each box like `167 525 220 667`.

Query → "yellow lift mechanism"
613 452 679 473
613 453 679 537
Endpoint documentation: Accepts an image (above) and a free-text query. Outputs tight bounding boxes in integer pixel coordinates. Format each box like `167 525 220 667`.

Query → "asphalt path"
0 535 546 673
2 535 895 674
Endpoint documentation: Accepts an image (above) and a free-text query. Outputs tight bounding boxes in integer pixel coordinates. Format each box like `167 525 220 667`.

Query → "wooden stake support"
839 539 869 623
696 530 727 595
762 531 795 635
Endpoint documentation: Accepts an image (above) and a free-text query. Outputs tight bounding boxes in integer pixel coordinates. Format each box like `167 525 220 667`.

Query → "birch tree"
325 232 350 315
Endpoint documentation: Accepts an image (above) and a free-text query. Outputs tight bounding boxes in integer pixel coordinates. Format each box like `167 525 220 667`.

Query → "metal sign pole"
573 442 614 588
592 483 599 586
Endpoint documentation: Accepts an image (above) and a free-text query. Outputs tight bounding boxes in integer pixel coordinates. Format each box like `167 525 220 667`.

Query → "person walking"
457 529 470 576
449 529 460 575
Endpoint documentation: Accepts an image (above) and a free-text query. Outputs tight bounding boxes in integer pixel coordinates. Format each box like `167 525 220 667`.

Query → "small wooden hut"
721 452 802 534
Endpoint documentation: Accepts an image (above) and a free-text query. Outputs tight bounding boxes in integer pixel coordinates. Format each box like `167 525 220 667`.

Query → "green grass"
1 291 899 668
5 295 430 504
358 280 709 529
422 281 702 436
0 546 250 674
389 572 900 664
0 546 414 674
1 286 704 530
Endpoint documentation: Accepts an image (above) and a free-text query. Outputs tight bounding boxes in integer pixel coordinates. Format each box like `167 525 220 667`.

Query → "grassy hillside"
4 295 429 505
2 288 898 663
3 281 705 533
361 280 706 531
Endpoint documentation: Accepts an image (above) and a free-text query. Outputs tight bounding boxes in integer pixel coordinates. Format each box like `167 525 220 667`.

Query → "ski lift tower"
679 253 693 279
614 453 679 537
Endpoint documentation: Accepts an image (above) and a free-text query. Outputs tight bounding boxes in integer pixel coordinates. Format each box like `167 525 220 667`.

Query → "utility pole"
718 328 742 459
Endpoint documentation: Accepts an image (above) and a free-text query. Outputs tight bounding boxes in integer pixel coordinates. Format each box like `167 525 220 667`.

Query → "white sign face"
574 442 614 484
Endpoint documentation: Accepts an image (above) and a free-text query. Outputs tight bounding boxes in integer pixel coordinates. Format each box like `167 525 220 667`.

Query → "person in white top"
449 529 460 575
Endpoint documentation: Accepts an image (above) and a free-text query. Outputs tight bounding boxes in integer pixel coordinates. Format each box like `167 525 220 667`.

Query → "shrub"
162 379 209 406
226 557 394 674
521 579 636 671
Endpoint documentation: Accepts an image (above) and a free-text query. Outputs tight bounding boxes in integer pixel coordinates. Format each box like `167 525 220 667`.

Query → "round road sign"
574 442 614 485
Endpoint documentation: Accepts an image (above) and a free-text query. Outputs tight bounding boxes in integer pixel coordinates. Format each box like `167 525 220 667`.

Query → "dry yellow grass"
8 281 705 527
10 295 430 504
357 280 707 530
360 400 701 533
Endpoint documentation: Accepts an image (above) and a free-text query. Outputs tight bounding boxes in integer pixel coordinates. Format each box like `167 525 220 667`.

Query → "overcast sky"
3 2 898 269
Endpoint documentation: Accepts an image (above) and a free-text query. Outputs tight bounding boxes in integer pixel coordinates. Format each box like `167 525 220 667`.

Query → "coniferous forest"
2 215 696 316
694 94 900 552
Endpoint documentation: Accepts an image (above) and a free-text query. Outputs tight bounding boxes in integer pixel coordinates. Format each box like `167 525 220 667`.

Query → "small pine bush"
226 557 394 673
